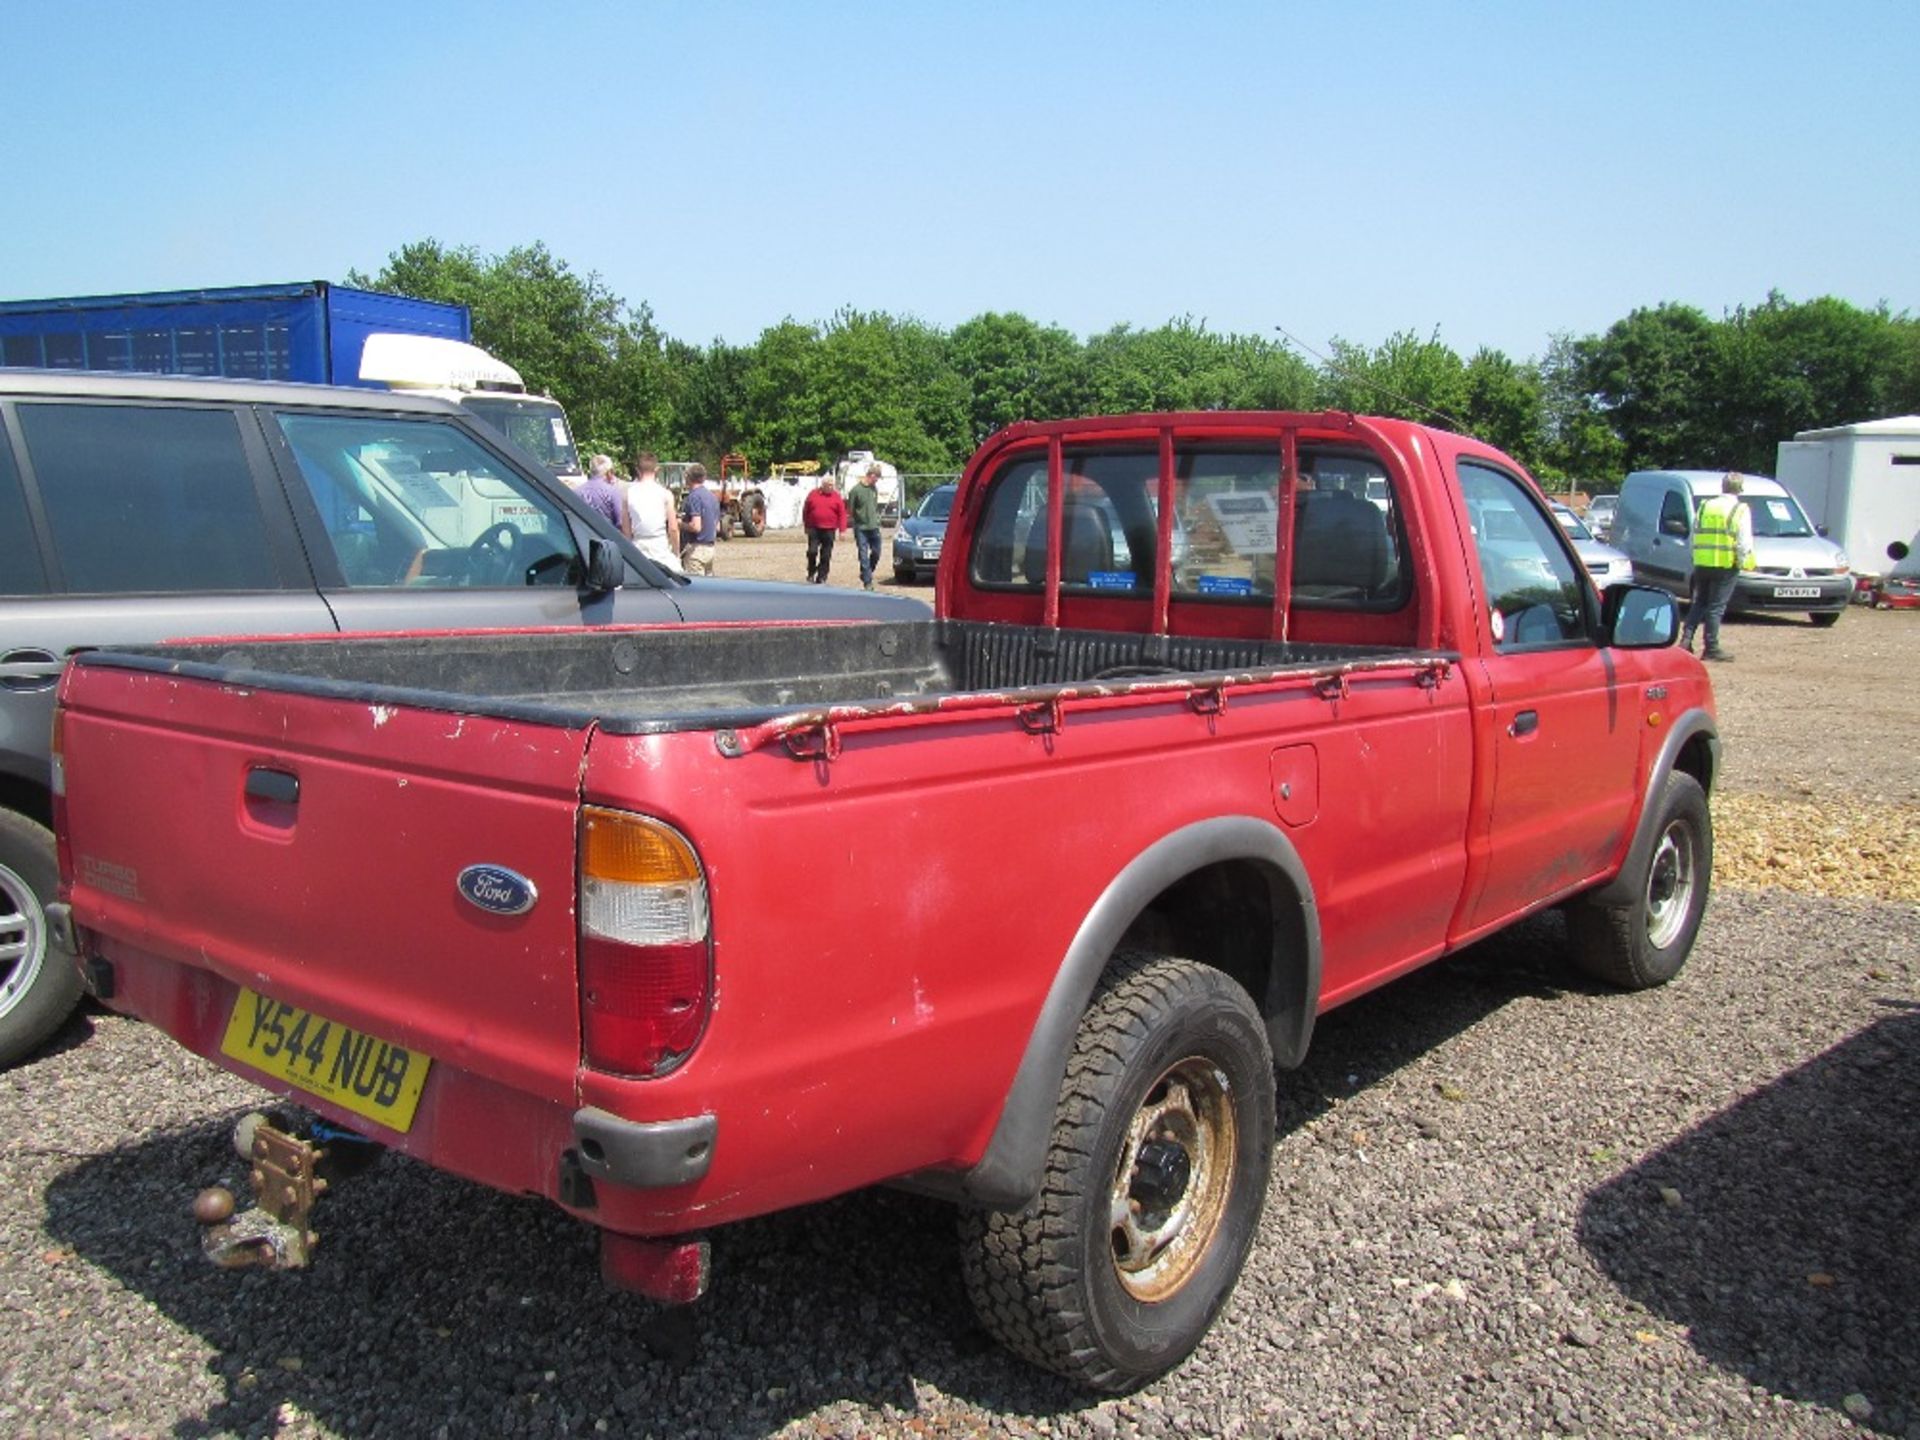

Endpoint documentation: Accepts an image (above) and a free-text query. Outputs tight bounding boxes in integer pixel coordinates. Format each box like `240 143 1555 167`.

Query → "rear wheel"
1810 610 1841 628
740 495 766 538
0 811 83 1067
959 950 1274 1392
1567 772 1711 990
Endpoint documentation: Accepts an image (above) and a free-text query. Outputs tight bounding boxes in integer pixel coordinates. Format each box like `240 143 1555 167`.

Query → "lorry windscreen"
462 395 581 477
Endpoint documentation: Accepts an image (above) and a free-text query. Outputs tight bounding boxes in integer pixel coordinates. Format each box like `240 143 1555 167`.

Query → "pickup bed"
53 410 1719 1390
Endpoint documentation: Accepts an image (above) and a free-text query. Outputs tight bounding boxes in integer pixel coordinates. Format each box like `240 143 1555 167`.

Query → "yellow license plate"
220 988 431 1133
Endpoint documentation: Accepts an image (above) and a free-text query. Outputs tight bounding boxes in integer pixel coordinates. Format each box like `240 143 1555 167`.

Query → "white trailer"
1775 415 1920 580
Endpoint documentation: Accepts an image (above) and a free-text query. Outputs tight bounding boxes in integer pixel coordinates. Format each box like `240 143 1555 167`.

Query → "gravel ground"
3 579 1916 1440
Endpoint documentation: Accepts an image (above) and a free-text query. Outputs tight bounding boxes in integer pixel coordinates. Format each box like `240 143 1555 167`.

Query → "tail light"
578 807 711 1077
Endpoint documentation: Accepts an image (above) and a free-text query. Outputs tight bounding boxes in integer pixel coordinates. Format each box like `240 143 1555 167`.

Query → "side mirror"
1816 524 1829 538
1659 516 1690 538
582 537 625 595
1890 540 1911 563
1601 584 1679 649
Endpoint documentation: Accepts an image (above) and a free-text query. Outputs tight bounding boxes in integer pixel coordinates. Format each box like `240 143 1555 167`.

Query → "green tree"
666 338 749 461
947 312 1087 443
1081 318 1297 414
1708 292 1906 471
739 319 825 466
1887 316 1920 417
887 316 973 469
1319 329 1470 427
1461 348 1545 471
1221 337 1318 411
1576 303 1719 469
1536 333 1626 485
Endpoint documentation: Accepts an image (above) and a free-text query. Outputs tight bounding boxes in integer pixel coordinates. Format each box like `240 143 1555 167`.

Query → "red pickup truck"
51 411 1718 1391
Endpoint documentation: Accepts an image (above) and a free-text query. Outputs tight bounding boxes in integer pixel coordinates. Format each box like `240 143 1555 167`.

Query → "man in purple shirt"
679 464 721 575
578 454 627 531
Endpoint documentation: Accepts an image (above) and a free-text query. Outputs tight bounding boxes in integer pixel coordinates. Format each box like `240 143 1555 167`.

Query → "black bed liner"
74 620 1452 736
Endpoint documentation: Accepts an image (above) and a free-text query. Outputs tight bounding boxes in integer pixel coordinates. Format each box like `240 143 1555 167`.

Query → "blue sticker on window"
1086 571 1139 590
1197 575 1255 597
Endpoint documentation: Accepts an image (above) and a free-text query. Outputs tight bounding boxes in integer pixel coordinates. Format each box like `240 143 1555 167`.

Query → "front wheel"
1810 610 1841 628
959 951 1274 1392
0 811 83 1067
1567 772 1712 989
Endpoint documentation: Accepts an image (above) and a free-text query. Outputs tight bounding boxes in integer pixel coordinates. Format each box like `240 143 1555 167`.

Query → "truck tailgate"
58 664 591 1123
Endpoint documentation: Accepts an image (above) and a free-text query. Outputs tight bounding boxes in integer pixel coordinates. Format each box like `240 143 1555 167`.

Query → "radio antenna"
1274 323 1468 431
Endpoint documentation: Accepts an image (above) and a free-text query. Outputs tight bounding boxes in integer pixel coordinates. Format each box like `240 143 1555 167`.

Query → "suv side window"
0 433 47 596
273 413 582 589
15 403 279 594
1459 460 1587 647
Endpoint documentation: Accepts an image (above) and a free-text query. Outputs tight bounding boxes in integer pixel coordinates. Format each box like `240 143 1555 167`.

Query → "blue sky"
5 1 1915 363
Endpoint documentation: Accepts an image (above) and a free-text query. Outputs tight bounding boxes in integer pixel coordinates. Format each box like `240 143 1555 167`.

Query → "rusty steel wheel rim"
1108 1056 1237 1302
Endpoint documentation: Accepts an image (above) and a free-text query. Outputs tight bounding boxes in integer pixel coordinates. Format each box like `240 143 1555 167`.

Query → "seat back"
1292 490 1393 596
1024 501 1115 585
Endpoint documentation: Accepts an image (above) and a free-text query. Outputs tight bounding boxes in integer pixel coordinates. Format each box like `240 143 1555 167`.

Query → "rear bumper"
81 936 722 1236
573 1108 715 1189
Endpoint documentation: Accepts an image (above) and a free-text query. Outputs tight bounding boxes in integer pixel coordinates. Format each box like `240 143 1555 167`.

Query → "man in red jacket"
802 479 849 584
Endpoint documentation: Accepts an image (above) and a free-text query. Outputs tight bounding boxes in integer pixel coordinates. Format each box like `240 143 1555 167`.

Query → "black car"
892 482 957 583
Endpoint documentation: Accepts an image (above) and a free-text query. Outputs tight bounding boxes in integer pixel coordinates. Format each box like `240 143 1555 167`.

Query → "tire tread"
959 949 1271 1391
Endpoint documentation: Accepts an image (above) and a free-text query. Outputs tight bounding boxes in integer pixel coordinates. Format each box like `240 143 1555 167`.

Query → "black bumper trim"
45 901 78 957
571 1108 716 1189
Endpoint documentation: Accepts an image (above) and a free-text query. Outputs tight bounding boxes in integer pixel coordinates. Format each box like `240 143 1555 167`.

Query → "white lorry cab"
359 333 585 488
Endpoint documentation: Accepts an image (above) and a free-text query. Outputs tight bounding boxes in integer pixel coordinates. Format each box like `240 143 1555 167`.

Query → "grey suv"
0 371 925 1064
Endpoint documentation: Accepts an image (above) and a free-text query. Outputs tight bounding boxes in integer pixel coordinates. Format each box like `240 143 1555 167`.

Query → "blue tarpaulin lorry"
0 282 582 482
0 281 464 385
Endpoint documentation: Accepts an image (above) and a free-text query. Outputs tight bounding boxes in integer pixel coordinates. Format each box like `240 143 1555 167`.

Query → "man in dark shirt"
847 465 883 591
680 465 721 575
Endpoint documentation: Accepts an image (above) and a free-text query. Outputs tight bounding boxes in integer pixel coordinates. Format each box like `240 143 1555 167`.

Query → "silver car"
1551 503 1635 590
1584 494 1618 541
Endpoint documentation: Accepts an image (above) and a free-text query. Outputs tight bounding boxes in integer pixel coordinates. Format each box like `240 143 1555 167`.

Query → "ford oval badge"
457 864 538 916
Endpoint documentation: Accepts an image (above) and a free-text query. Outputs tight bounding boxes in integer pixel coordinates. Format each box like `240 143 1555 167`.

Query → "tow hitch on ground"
194 1111 382 1270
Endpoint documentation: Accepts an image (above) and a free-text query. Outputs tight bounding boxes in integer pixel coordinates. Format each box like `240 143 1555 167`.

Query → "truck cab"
357 332 585 488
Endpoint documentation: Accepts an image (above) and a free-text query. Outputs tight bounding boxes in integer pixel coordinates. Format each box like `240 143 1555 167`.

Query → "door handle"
1 648 62 693
244 768 301 805
1508 710 1539 738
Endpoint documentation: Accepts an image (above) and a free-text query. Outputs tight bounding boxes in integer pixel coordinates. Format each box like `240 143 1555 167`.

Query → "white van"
1609 470 1851 627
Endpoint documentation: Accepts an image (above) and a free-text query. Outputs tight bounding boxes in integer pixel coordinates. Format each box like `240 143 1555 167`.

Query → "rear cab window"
967 435 1410 612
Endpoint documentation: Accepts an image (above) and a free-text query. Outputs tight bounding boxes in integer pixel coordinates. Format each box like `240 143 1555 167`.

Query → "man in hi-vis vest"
1680 472 1756 661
